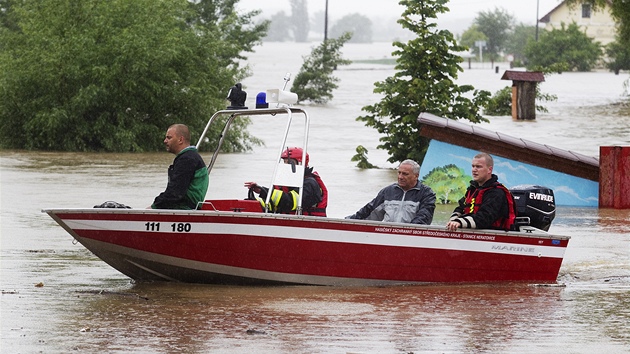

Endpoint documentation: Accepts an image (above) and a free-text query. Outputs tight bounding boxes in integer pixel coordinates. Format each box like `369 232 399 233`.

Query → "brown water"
2 42 630 353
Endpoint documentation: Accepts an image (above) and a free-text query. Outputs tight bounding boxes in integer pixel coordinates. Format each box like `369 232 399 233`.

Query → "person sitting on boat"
244 147 328 216
446 152 517 231
150 124 209 210
345 159 436 224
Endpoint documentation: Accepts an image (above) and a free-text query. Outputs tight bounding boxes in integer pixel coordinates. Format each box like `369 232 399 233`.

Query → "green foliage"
534 89 558 113
351 145 377 169
330 13 373 43
474 7 515 62
484 86 558 116
525 22 602 72
421 164 470 204
459 25 487 57
356 0 491 165
605 36 630 74
504 24 536 65
0 0 267 152
484 87 513 116
290 33 352 104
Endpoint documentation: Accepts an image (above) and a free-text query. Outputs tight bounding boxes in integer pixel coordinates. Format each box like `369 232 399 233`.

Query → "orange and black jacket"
449 174 516 231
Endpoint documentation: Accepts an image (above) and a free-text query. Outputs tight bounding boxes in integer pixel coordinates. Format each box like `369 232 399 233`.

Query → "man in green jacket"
151 124 209 209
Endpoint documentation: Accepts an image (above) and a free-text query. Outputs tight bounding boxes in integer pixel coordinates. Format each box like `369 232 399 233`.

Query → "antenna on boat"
277 73 291 108
282 73 291 90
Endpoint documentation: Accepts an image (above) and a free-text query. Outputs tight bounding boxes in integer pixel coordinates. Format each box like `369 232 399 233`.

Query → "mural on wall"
420 140 598 207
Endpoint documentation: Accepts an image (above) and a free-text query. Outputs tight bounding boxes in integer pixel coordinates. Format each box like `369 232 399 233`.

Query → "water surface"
2 42 629 353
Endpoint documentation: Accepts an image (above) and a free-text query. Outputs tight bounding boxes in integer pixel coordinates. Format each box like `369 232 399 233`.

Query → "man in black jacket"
151 124 209 210
446 153 516 231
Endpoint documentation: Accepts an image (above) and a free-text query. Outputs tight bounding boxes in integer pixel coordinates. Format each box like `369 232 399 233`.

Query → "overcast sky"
237 0 564 34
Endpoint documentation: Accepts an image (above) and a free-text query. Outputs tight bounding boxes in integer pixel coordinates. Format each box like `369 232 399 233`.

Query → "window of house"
582 4 591 18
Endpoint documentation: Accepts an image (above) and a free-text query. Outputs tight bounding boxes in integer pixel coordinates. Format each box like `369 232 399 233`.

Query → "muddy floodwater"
2 42 630 353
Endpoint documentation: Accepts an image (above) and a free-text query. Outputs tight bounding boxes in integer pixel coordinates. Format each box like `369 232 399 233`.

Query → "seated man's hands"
244 181 261 194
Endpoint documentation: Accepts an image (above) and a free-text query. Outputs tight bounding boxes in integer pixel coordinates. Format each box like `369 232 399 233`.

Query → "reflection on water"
2 41 630 353
5 281 626 353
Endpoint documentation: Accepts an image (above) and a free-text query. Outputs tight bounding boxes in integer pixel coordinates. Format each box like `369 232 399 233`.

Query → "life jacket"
464 182 516 231
303 171 328 217
257 172 327 217
256 188 299 213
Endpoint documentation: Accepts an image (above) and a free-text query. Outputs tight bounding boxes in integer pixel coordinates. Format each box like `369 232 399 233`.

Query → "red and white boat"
44 107 570 286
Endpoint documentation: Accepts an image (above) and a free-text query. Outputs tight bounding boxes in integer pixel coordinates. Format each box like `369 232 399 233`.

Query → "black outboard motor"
509 185 556 231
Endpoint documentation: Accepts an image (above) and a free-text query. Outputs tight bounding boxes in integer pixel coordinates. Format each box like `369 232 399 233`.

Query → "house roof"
539 0 613 23
501 70 545 82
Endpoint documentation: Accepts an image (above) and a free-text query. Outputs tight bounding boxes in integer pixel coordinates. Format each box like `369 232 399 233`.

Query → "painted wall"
420 140 599 207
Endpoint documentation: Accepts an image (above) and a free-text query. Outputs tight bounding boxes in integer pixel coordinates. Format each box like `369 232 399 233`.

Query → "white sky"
237 0 564 33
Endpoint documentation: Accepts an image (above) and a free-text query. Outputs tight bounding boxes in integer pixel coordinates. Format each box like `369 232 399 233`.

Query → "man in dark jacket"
151 124 209 210
446 152 516 231
244 147 327 216
346 159 435 224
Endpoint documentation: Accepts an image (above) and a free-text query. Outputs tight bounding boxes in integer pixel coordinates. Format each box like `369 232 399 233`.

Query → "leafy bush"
484 87 513 116
525 22 602 72
291 33 352 104
484 85 558 116
0 0 267 152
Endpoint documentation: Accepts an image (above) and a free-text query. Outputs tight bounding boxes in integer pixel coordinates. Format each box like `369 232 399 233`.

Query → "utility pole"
535 0 540 41
324 0 329 41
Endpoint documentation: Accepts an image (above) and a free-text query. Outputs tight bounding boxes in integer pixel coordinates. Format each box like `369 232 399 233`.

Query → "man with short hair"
151 124 209 209
446 152 516 231
346 159 436 224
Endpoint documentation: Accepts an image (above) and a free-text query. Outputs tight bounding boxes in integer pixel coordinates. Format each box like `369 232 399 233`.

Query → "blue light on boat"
256 92 269 108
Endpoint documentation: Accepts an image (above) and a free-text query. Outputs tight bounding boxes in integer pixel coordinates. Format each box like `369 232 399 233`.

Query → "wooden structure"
599 146 630 208
418 112 599 181
501 70 544 120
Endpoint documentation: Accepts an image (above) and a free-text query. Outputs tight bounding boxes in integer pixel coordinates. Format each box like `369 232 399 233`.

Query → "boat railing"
194 107 310 214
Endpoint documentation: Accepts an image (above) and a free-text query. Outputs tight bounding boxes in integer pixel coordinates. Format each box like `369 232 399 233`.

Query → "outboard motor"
509 185 556 231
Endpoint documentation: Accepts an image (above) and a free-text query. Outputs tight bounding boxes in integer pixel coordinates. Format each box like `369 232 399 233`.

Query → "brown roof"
501 70 545 82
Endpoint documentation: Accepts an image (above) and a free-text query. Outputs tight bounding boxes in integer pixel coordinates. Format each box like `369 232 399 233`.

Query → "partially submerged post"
599 146 630 209
501 70 545 120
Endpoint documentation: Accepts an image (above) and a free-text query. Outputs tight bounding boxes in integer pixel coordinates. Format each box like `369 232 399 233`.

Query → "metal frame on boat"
43 107 570 286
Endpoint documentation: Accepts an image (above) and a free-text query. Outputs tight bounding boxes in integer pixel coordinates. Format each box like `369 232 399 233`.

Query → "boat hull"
44 207 569 286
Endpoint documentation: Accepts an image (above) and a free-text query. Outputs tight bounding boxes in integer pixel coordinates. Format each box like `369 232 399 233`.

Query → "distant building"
539 0 616 46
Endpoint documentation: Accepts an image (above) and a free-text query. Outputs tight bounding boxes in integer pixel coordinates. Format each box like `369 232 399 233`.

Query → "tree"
356 0 491 166
459 24 487 57
606 36 630 74
504 23 536 66
0 0 267 152
421 164 469 204
290 32 352 104
525 22 602 72
265 11 292 42
290 0 309 42
474 7 515 64
330 13 373 43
